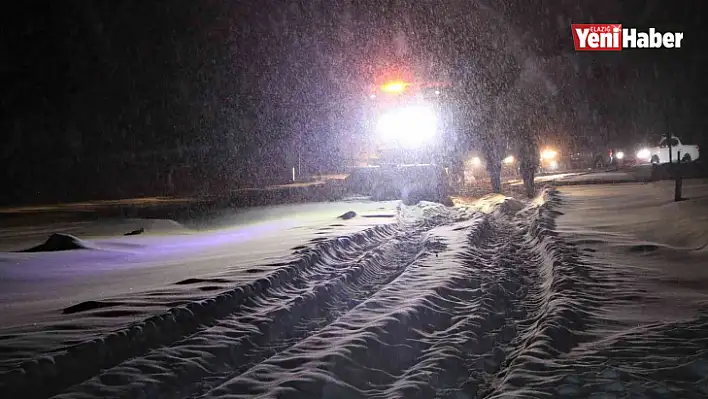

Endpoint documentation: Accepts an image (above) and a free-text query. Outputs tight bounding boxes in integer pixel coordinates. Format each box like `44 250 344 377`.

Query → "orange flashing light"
380 81 408 94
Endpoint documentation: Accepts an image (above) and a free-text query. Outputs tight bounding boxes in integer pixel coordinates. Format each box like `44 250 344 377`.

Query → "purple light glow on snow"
0 219 297 282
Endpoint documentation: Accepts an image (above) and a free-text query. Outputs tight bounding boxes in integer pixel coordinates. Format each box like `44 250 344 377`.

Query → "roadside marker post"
675 150 683 201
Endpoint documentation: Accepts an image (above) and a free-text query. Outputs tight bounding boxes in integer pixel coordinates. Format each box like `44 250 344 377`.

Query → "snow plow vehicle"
344 77 457 204
539 147 562 173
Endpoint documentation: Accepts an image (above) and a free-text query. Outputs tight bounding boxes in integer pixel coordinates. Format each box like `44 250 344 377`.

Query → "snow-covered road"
0 200 402 369
2 182 708 398
0 201 401 324
0 191 585 398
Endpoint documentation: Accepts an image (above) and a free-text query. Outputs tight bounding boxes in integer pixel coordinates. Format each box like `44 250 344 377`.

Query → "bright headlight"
471 156 482 166
636 148 650 159
615 151 625 160
541 149 558 160
503 155 515 164
376 105 437 148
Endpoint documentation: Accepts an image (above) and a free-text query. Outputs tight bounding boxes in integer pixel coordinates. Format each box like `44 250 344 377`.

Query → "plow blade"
344 164 451 205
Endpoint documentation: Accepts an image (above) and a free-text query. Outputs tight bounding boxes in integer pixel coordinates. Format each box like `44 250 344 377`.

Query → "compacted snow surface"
1 183 707 398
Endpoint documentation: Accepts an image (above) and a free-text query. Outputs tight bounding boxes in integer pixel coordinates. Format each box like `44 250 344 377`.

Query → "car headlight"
615 151 625 160
503 155 514 164
541 149 558 160
636 148 650 159
471 156 482 166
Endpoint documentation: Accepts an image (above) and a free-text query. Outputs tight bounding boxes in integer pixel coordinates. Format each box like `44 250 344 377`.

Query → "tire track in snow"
198 219 483 399
42 211 463 399
481 189 599 398
192 207 539 399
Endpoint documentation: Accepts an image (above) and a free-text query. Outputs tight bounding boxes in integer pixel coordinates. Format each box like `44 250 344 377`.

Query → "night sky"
1 0 705 205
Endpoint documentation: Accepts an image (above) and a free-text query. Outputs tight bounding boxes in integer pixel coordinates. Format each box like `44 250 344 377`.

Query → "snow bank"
553 170 637 185
558 179 708 250
469 193 526 217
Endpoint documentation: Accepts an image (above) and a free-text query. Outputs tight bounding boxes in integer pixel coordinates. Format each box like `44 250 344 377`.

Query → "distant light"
615 151 625 160
636 148 651 160
471 157 482 166
541 149 558 160
435 90 440 95
503 155 515 164
369 94 376 99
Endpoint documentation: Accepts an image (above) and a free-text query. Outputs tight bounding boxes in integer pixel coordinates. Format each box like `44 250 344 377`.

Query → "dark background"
1 0 705 205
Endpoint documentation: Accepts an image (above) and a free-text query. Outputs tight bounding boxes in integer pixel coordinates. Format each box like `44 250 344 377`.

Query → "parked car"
636 136 700 164
607 146 640 168
464 150 519 180
569 142 632 169
568 138 641 169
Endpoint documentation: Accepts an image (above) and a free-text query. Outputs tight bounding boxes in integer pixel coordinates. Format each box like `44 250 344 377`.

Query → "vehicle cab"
636 136 700 164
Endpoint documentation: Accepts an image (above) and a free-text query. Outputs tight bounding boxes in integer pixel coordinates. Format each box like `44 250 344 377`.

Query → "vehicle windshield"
658 137 680 146
2 2 706 398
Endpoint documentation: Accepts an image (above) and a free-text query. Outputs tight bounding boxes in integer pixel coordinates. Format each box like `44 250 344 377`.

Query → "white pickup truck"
637 136 700 164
